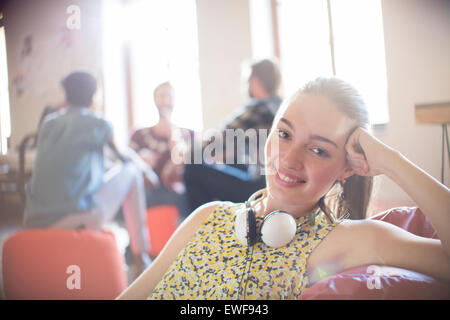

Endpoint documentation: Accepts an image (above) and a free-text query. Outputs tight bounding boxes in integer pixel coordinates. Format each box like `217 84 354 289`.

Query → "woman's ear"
338 163 356 181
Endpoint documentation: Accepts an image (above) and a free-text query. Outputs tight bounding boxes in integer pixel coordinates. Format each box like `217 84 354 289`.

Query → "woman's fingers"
345 127 373 176
345 128 365 156
347 155 370 176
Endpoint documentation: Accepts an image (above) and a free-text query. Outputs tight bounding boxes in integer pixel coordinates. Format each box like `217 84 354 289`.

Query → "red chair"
2 229 127 300
299 207 450 300
146 205 179 258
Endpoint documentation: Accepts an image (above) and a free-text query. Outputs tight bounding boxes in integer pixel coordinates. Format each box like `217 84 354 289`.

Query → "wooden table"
415 102 450 183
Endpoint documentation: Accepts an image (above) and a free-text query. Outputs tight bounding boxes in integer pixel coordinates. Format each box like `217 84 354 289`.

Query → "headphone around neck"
235 189 319 298
235 189 303 248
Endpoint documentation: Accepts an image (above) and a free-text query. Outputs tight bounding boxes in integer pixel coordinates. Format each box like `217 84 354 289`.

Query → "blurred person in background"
183 58 283 212
24 71 152 275
130 82 193 220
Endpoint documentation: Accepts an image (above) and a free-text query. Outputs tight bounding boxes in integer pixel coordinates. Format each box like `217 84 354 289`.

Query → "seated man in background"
129 82 193 220
183 58 283 212
24 71 152 275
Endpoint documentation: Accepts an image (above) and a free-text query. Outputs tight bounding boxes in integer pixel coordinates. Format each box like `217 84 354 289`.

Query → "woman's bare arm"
340 128 450 282
346 128 450 255
381 151 450 253
116 201 220 300
308 219 450 284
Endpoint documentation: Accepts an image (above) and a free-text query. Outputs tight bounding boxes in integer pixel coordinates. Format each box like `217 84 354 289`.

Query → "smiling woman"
265 78 373 221
117 77 450 300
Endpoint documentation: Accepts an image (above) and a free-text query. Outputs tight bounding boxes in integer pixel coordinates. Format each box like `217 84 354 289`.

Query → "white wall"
4 0 103 148
196 0 252 130
368 0 450 215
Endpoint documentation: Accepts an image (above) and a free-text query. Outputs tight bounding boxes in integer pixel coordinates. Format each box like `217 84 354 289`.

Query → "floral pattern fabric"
149 201 336 300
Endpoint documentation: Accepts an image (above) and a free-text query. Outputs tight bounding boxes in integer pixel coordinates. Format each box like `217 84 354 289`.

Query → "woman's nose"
280 145 304 171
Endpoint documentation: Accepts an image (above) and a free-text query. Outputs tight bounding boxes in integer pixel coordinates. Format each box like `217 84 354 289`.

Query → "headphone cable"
243 244 255 299
237 245 250 299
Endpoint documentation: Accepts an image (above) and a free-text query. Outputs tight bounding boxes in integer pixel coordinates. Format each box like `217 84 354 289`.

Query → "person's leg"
145 185 192 221
183 162 266 211
93 162 150 256
146 186 179 208
49 210 100 230
49 163 150 256
183 163 217 212
171 191 191 221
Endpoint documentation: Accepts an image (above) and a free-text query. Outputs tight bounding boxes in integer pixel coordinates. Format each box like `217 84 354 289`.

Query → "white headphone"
235 190 299 248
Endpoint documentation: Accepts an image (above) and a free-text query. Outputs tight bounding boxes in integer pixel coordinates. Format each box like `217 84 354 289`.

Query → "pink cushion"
300 264 450 300
299 207 450 300
370 207 438 239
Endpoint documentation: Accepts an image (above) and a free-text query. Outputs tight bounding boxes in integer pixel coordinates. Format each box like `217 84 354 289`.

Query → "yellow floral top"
149 201 336 300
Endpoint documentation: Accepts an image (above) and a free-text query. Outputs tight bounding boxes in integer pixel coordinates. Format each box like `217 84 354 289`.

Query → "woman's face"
264 93 356 213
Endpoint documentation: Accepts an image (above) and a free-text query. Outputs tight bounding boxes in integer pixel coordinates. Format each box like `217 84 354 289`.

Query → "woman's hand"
345 127 397 177
161 161 184 192
345 128 450 265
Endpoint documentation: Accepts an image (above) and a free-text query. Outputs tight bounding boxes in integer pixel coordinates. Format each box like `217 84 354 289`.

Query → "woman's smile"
274 165 306 187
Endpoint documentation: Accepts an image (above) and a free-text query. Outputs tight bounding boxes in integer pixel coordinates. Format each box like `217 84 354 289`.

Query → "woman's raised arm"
341 128 450 282
346 127 450 253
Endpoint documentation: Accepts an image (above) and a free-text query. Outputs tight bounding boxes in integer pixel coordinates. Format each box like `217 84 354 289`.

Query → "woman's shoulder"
189 200 243 222
183 201 245 234
190 201 222 221
307 219 373 274
334 218 395 242
307 218 393 278
319 218 382 251
182 201 224 230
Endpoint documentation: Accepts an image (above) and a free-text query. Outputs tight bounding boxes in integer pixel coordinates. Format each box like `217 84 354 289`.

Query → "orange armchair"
2 229 127 300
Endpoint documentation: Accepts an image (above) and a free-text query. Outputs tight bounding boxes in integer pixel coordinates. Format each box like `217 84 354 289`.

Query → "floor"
0 196 138 300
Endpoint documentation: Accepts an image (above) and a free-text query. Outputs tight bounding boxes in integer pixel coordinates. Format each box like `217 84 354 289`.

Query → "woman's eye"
277 129 290 139
311 147 330 158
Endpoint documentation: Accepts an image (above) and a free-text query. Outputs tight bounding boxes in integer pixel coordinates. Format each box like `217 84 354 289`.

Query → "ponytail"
319 175 373 223
339 175 373 220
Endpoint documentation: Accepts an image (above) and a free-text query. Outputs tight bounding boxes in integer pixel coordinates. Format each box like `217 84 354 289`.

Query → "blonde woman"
118 77 450 300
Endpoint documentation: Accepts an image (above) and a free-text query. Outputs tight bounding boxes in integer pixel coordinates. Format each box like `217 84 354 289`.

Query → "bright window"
126 0 203 131
277 0 389 125
0 26 11 155
102 0 131 148
249 0 275 59
102 0 203 149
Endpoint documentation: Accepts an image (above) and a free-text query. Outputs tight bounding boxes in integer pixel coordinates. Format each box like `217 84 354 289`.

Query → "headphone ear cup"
235 207 258 246
247 208 257 246
261 212 296 248
235 209 249 246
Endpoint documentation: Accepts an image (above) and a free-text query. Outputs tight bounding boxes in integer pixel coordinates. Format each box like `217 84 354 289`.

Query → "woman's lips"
274 167 306 187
